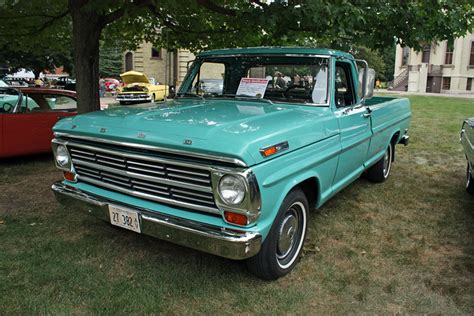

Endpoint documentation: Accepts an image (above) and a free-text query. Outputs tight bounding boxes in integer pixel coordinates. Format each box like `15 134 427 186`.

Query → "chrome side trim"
77 175 220 214
54 132 248 167
51 181 262 260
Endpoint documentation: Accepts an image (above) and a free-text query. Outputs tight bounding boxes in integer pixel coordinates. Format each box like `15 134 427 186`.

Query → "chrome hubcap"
275 201 307 270
277 214 298 259
383 146 391 178
467 163 472 188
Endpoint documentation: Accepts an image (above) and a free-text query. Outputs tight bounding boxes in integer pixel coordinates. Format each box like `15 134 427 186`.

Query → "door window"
192 62 225 95
19 94 76 112
45 95 77 111
20 96 41 112
335 62 356 108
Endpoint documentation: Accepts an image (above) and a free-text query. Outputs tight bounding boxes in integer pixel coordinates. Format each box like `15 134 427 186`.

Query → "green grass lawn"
1 95 473 314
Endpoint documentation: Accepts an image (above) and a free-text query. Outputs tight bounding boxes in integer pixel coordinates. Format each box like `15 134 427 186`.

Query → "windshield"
0 89 20 113
179 55 330 105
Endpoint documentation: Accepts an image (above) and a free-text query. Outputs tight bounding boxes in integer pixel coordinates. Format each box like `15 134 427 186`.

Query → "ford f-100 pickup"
51 47 411 280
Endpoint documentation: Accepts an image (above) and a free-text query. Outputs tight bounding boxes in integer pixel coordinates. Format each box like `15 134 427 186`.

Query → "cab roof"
197 46 354 59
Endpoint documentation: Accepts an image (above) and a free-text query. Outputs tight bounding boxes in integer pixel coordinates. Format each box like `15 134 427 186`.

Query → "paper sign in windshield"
236 78 269 98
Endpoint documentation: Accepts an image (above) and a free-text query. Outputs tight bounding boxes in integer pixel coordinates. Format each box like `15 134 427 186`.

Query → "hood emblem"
183 139 193 145
100 128 107 133
137 132 146 139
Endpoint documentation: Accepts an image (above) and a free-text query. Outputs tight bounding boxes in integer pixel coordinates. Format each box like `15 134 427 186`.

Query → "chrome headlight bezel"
51 139 72 171
211 168 261 226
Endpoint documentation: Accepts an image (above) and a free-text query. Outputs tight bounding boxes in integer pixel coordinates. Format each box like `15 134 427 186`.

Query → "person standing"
99 78 106 97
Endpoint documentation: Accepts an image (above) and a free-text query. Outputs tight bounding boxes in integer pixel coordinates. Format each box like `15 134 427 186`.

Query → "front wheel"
246 188 308 280
366 143 393 183
466 162 474 194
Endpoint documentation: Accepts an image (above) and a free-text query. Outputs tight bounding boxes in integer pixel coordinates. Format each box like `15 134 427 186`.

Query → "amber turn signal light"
224 211 248 226
63 171 76 181
262 146 277 157
260 141 289 157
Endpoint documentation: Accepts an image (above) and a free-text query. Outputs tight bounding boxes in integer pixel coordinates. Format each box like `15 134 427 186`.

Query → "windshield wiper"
176 92 205 100
220 94 274 105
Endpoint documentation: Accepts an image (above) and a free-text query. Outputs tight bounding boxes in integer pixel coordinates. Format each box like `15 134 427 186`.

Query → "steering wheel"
284 84 307 98
1 102 13 113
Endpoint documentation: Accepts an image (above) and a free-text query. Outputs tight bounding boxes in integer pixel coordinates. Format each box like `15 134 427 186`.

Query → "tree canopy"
0 0 472 112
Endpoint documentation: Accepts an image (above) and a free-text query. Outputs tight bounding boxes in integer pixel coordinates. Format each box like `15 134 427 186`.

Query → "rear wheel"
366 143 393 183
246 188 308 280
466 162 474 194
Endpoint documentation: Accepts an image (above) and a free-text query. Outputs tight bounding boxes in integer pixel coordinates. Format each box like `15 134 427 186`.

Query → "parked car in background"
0 87 77 158
461 118 474 194
116 71 168 104
3 78 29 87
0 80 8 87
51 47 411 280
55 77 76 91
104 78 120 92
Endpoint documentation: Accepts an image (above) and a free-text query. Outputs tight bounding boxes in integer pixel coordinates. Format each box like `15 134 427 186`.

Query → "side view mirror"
356 59 376 101
365 68 376 99
186 60 195 71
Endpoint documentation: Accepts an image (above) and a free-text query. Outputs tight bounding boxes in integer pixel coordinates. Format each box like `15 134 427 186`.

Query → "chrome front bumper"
116 94 151 102
51 181 262 260
399 135 410 146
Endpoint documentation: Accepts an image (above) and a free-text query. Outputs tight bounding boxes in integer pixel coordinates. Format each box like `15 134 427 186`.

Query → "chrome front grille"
67 142 219 214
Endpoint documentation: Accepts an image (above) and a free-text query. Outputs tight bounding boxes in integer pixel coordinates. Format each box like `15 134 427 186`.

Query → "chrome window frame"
179 54 332 107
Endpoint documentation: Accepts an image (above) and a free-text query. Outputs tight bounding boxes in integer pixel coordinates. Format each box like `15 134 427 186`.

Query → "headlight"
218 175 246 205
55 145 70 167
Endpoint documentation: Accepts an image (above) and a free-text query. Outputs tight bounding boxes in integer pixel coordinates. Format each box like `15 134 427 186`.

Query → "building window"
467 78 472 91
442 77 451 90
151 47 161 59
401 46 410 66
421 45 430 63
125 52 133 71
470 42 474 66
445 40 454 64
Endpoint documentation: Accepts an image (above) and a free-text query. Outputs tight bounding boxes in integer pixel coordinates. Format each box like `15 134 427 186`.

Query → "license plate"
108 205 141 233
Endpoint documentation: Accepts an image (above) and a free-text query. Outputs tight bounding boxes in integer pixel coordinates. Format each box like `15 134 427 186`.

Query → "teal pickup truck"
51 47 411 280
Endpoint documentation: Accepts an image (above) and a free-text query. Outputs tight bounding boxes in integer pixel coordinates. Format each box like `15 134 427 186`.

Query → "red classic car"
0 87 77 158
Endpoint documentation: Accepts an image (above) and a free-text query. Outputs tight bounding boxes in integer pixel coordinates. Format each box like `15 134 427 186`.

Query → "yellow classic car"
116 71 168 104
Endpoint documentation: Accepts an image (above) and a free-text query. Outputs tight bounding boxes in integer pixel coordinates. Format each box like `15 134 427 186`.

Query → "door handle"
363 112 371 118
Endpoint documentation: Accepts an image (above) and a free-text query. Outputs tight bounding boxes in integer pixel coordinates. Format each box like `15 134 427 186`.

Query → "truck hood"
54 98 338 166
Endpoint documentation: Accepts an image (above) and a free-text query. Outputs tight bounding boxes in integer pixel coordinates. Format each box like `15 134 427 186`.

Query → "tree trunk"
69 2 103 114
